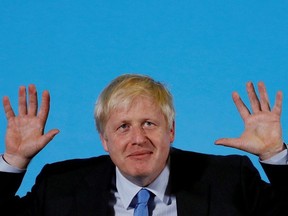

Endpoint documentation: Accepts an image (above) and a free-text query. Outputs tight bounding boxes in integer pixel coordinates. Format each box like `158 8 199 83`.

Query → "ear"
100 133 109 152
169 121 175 143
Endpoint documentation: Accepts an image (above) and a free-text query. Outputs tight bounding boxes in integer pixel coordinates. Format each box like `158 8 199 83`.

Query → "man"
0 74 287 215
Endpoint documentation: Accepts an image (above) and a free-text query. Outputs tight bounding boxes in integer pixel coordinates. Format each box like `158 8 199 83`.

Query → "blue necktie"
134 188 150 216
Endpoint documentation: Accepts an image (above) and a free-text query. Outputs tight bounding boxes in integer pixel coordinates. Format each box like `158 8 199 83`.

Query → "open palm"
215 82 284 160
3 84 59 169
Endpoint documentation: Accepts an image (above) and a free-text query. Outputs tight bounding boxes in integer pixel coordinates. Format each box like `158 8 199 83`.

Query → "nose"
131 126 146 145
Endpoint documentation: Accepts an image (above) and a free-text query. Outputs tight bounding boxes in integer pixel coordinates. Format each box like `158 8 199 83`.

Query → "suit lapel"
176 182 210 216
74 159 115 216
170 148 211 216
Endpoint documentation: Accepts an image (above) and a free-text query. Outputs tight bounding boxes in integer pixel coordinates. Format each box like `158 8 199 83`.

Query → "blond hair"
94 74 175 134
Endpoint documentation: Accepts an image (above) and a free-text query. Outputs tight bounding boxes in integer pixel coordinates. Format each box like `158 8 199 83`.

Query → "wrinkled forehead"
108 94 158 114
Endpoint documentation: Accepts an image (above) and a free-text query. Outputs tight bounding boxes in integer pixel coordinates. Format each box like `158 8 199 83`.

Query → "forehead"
108 96 166 121
113 96 160 114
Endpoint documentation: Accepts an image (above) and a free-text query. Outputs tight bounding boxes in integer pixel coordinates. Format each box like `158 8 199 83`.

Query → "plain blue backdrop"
0 1 288 196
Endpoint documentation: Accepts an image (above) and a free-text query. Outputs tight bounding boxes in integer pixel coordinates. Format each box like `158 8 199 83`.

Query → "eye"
143 121 155 128
117 123 129 132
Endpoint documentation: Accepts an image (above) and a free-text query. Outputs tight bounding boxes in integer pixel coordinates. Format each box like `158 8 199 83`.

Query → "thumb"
214 137 243 149
39 129 60 149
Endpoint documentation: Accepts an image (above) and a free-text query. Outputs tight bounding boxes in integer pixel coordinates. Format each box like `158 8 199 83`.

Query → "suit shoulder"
170 147 252 167
169 147 258 186
39 154 113 176
29 155 114 198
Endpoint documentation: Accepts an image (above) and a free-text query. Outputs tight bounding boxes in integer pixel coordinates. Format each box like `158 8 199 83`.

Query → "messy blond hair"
94 74 175 134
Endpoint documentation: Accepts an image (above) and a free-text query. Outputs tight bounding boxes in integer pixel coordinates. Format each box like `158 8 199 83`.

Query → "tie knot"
137 188 150 204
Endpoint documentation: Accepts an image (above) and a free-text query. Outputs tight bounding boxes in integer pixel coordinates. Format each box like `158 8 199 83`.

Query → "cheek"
159 129 174 144
102 135 126 154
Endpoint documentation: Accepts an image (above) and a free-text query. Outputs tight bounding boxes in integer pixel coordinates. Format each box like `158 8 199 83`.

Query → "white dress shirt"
113 164 177 216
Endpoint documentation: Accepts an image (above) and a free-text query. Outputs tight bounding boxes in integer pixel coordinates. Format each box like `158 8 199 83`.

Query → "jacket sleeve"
0 171 26 214
0 171 25 196
261 162 288 191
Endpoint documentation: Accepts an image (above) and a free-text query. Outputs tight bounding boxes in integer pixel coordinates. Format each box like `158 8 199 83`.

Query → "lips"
128 150 152 159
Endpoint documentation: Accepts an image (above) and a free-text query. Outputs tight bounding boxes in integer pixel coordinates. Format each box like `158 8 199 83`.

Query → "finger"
38 90 50 125
232 92 250 121
28 84 38 117
246 82 261 113
272 91 283 116
37 129 60 149
3 96 15 120
18 86 27 116
215 137 244 150
257 82 270 111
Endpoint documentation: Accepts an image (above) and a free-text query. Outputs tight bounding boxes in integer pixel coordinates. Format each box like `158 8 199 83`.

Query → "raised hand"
3 84 59 169
215 82 284 160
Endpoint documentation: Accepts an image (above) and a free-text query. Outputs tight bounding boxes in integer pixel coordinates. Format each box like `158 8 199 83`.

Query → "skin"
2 81 285 182
215 81 285 160
3 84 59 169
100 97 175 186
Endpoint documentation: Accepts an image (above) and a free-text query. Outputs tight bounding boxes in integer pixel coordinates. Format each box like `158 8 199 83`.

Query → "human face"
100 96 175 186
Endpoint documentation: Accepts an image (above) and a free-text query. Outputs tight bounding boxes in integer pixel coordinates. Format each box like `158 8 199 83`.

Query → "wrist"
259 142 287 161
3 153 31 169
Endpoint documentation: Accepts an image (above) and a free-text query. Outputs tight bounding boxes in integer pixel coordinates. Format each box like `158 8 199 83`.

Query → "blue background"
1 1 288 196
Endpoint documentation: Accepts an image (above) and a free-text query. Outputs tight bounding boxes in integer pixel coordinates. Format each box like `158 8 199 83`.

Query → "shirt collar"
116 161 171 209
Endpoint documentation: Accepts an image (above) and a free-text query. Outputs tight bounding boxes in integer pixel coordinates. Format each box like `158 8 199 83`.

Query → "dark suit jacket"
0 147 287 216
